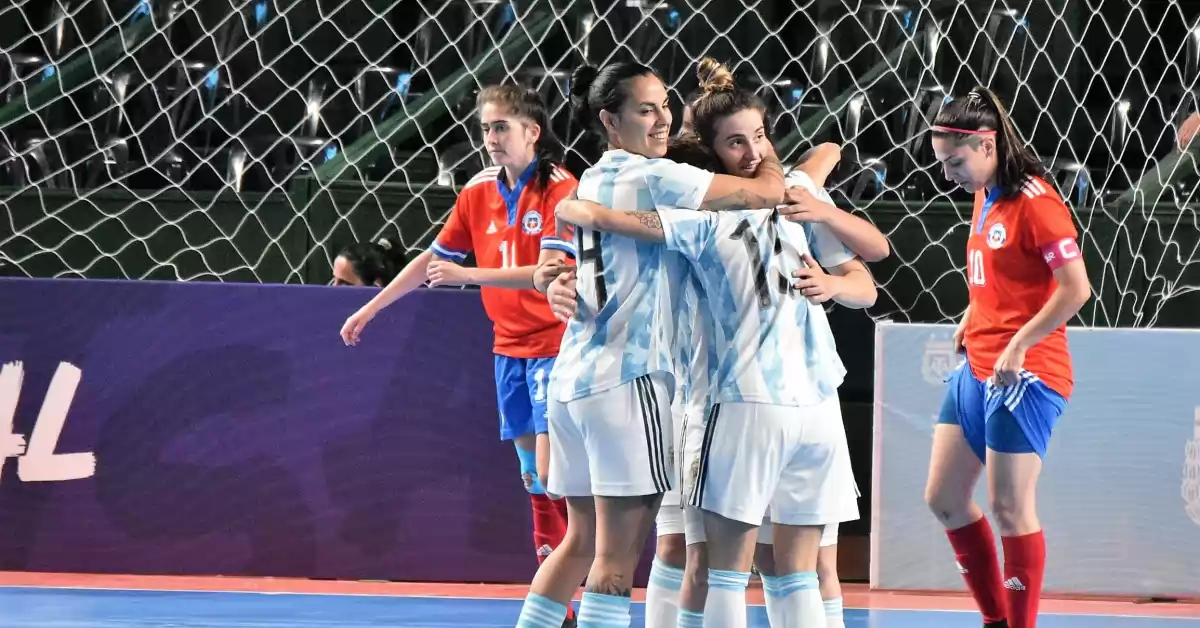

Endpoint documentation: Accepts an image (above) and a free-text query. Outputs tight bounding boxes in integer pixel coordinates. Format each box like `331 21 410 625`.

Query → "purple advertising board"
0 278 654 585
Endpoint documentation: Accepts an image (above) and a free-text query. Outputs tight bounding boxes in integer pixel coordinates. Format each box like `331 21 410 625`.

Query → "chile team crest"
987 222 1007 249
522 210 543 235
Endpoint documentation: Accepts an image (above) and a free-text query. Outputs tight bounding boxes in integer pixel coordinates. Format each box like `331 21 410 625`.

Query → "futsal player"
555 170 875 626
337 85 580 625
925 87 1091 628
671 58 887 628
330 236 408 287
514 60 787 628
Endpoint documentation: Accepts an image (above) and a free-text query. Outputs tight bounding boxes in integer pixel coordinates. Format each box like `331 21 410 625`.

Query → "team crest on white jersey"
987 222 1007 249
522 210 543 235
922 334 961 385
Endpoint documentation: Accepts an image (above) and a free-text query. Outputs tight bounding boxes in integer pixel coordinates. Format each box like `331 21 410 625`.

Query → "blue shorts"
937 363 1067 462
494 355 556 441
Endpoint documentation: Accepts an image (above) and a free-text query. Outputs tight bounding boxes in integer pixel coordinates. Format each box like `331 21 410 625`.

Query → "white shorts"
684 513 841 547
547 372 675 498
656 393 689 536
757 519 840 547
688 397 858 526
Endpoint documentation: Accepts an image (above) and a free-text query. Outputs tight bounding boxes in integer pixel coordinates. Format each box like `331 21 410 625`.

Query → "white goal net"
1 0 1199 327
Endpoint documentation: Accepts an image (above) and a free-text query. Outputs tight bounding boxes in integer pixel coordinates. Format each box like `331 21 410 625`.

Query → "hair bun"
569 65 599 100
696 57 734 94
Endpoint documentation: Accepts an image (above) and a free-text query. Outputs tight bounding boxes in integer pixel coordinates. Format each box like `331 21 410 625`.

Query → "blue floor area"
0 587 1196 627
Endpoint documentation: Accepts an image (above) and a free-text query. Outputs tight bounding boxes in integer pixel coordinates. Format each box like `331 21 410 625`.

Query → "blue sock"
677 608 705 627
577 591 632 627
516 592 568 628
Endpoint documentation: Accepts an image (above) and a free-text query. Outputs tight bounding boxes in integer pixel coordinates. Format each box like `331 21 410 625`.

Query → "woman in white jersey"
514 60 790 628
552 60 887 627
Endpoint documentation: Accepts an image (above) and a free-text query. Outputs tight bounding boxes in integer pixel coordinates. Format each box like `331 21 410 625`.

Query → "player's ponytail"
336 236 408 286
477 84 566 190
689 58 769 149
931 86 1045 199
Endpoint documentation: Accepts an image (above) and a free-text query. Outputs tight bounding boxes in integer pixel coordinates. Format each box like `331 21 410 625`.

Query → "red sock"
1002 531 1046 628
529 493 566 563
529 493 575 620
945 516 1007 623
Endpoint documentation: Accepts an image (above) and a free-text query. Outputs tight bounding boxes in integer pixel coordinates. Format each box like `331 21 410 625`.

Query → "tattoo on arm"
634 211 663 231
705 190 775 211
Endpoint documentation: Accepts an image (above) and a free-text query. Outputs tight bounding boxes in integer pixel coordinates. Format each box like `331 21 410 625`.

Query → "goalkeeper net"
1 0 1199 327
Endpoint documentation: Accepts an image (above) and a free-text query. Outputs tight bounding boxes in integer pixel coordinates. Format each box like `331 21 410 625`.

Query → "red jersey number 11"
498 241 515 269
968 248 986 287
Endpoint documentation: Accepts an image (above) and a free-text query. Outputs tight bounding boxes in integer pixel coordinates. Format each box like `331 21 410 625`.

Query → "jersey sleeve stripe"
1021 178 1048 199
430 241 469 261
464 168 501 189
540 237 577 256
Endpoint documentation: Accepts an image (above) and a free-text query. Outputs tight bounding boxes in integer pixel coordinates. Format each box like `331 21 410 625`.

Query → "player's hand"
991 340 1028 387
555 199 601 228
778 186 832 223
426 259 473 287
791 253 839 303
534 260 573 294
952 322 966 355
340 306 377 346
1179 112 1200 151
547 270 578 323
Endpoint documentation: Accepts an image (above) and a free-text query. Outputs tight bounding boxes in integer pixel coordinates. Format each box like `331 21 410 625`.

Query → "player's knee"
924 483 970 523
753 543 777 577
655 534 687 567
987 488 1034 534
514 444 545 495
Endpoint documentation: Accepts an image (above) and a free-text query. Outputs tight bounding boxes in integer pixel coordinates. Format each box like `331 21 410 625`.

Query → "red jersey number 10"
968 248 986 287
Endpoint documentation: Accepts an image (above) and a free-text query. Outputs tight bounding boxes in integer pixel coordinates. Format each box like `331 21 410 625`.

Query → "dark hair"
336 237 407 286
569 61 660 140
931 86 1045 199
477 84 566 190
666 135 721 172
689 58 769 148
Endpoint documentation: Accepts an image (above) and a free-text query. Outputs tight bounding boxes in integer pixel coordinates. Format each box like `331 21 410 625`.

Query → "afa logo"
0 361 97 483
522 210 543 235
921 334 962 385
987 222 1007 249
1183 406 1200 527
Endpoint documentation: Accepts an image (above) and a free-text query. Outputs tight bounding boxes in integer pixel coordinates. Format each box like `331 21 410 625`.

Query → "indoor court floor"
1 573 1197 627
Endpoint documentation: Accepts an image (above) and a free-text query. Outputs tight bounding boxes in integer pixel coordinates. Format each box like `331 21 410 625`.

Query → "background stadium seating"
3 0 1200 585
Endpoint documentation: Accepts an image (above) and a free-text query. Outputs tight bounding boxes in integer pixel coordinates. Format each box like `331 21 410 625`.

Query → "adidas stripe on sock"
577 591 632 628
516 592 569 628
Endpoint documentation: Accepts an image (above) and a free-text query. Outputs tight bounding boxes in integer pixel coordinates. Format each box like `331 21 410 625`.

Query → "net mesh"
2 0 1200 327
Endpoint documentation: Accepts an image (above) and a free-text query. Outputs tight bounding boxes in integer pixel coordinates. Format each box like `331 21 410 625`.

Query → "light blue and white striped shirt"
550 150 715 402
655 198 854 406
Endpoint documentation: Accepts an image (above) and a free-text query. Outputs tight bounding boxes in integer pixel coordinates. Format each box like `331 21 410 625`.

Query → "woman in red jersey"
339 85 579 627
925 87 1091 628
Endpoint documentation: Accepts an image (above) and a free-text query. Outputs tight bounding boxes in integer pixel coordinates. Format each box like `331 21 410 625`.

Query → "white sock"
645 557 685 628
677 609 705 628
577 592 632 628
774 572 823 626
704 569 749 628
759 575 786 626
823 596 845 628
515 592 569 628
